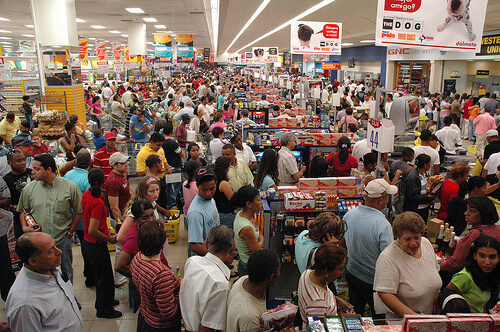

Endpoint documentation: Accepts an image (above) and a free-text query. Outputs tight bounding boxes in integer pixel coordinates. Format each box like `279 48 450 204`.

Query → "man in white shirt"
102 83 113 102
198 96 210 124
180 225 235 332
352 138 372 171
479 92 490 112
173 100 195 122
258 94 270 107
235 109 257 130
210 127 228 162
230 133 257 171
385 94 393 118
412 129 440 175
197 83 206 98
435 115 462 154
121 86 133 106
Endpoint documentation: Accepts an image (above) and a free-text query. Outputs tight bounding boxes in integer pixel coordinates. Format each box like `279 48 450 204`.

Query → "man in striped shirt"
93 132 120 180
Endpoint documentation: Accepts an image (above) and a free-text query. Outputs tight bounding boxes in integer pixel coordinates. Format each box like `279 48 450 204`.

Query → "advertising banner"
154 34 172 62
203 48 210 62
477 34 500 56
95 39 107 60
176 34 194 63
321 62 342 70
283 52 292 67
97 61 109 74
114 60 124 72
19 40 36 52
252 47 279 63
124 44 129 61
210 53 215 65
376 0 489 52
78 35 88 61
113 42 122 61
290 21 342 54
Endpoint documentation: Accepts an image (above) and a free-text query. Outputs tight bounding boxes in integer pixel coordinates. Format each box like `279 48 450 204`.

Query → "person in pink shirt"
90 95 103 128
182 161 200 217
209 112 227 133
338 108 358 131
474 111 496 154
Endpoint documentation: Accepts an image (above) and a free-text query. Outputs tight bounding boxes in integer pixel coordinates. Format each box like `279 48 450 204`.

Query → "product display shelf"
0 79 24 115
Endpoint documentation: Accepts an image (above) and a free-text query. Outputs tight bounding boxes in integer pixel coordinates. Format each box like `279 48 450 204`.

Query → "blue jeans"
469 118 476 141
57 236 73 283
166 181 182 208
25 113 32 128
238 259 248 277
219 212 236 229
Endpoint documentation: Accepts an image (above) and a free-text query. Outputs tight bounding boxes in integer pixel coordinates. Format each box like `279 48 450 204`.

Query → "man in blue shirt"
187 166 220 257
343 179 396 316
129 110 151 143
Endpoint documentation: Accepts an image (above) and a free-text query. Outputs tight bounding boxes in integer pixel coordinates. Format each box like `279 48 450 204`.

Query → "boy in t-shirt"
93 129 105 151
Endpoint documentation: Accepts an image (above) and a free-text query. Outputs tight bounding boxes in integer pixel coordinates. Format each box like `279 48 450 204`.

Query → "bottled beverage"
175 266 182 279
436 225 444 249
23 208 40 231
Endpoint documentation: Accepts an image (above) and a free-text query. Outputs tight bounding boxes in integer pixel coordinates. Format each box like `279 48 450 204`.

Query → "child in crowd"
93 129 105 151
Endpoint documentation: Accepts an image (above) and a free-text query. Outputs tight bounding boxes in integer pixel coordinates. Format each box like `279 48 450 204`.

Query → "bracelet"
67 231 74 237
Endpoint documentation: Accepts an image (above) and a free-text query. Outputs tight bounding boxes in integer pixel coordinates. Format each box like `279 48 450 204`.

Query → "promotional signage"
124 44 130 61
290 21 342 55
154 34 172 62
176 34 194 63
210 53 215 65
376 0 489 52
478 34 500 56
97 61 109 74
367 118 395 153
78 35 88 61
283 52 291 67
113 42 121 61
476 70 490 78
321 62 341 70
114 60 124 72
19 40 36 52
203 48 210 62
252 47 279 63
95 39 107 60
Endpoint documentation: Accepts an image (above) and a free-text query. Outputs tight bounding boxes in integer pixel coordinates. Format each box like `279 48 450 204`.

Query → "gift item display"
33 110 66 139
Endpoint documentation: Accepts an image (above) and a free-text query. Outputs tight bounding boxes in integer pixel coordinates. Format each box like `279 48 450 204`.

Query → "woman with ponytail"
81 168 122 318
326 136 358 177
231 185 264 276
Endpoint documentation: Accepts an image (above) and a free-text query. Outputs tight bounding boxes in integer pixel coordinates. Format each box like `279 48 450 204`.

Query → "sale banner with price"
290 21 342 54
367 118 395 153
376 0 489 52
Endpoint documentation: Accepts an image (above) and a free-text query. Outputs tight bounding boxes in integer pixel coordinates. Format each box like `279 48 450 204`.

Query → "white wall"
341 61 381 77
442 60 468 93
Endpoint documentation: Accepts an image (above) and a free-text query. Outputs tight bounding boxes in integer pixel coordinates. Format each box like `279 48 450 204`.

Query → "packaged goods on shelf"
299 177 359 198
361 327 401 332
491 315 500 331
325 317 344 332
277 186 299 199
403 315 447 331
261 302 297 322
449 317 493 332
308 317 326 332
427 218 445 244
405 319 450 332
284 192 315 212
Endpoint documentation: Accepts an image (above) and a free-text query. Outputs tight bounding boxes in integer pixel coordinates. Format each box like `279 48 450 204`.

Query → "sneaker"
97 309 122 319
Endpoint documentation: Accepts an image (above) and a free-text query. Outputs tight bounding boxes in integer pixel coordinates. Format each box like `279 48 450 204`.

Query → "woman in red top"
437 163 470 220
31 133 50 156
81 168 121 319
326 136 358 177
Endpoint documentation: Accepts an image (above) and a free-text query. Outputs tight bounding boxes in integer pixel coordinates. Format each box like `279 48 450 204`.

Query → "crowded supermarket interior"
1 0 500 331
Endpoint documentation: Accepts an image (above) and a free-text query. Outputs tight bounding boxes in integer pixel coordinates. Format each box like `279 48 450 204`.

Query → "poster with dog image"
290 21 342 55
376 0 489 52
252 47 279 63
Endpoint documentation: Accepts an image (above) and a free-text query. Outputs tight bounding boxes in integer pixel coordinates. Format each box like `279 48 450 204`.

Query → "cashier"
277 108 292 119
277 132 306 186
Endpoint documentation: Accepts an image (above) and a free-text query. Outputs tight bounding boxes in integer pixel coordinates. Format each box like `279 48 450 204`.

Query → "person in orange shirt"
468 100 481 142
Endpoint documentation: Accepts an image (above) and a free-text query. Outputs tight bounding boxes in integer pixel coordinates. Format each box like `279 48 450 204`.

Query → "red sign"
96 39 107 60
113 42 121 61
318 24 340 39
321 62 341 70
384 0 421 13
0 57 4 65
210 54 214 65
369 119 381 128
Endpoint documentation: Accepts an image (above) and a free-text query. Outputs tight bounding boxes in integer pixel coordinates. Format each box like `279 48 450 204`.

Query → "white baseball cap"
364 179 398 198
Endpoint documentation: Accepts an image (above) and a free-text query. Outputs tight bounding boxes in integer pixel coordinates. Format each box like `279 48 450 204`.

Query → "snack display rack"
33 110 66 139
0 79 23 114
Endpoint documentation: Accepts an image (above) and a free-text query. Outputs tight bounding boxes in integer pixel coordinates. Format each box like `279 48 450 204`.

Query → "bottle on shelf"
23 208 40 231
436 224 444 249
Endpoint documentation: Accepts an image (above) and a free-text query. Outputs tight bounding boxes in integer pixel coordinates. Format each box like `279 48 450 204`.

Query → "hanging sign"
113 42 122 60
114 60 124 72
290 21 342 54
210 53 215 65
367 118 395 153
154 34 172 62
97 61 109 74
476 70 490 78
477 34 500 56
203 48 210 62
252 47 279 63
176 34 194 63
376 0 489 52
96 39 107 60
19 40 36 52
124 44 130 61
78 35 88 61
321 62 342 70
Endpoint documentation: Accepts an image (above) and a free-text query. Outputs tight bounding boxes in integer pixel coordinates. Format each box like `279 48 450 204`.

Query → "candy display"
33 110 66 139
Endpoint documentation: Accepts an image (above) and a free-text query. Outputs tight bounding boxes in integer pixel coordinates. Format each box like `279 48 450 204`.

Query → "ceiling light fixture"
52 46 62 48
236 0 336 53
76 18 86 23
210 0 220 55
225 0 271 53
91 25 105 29
126 8 145 14
154 25 167 29
109 30 120 34
341 43 353 46
360 40 375 43
88 37 96 40
0 42 12 44
25 25 34 28
121 34 128 37
143 17 158 22
22 34 35 38
0 17 10 22
0 30 11 33
0 37 12 40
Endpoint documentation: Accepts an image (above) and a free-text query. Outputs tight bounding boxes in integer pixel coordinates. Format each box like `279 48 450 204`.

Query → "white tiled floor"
0 223 189 332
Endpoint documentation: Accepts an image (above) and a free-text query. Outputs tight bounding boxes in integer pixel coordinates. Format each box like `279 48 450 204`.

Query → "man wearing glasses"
342 179 397 316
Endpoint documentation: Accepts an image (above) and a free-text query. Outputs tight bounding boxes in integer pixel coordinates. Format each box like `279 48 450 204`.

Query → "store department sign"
476 70 490 78
321 63 341 70
290 21 342 55
252 47 278 63
386 47 476 60
97 61 109 74
376 0 489 52
19 40 35 52
478 34 500 56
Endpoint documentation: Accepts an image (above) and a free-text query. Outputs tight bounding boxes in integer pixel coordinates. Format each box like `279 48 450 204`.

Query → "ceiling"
0 0 499 58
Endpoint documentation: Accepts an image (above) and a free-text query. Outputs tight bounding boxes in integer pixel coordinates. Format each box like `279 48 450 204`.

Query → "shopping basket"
165 210 181 243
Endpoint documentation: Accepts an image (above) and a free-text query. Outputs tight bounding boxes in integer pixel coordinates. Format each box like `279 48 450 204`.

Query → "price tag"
367 119 395 153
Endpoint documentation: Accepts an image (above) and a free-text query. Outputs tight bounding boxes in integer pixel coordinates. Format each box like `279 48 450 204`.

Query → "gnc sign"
388 48 410 55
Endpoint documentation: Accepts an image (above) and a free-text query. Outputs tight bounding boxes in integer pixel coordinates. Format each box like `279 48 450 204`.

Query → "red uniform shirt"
82 190 109 244
104 171 131 216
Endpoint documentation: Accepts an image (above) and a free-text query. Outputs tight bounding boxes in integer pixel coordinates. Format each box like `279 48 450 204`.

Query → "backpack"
176 185 185 214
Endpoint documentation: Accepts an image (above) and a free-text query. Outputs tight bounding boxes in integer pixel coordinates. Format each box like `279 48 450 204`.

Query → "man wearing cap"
136 132 171 177
343 179 396 316
235 110 257 130
0 112 21 145
0 133 35 177
93 131 120 180
173 99 195 122
17 153 83 283
64 148 94 286
187 166 220 257
176 114 191 148
435 115 462 155
482 129 500 163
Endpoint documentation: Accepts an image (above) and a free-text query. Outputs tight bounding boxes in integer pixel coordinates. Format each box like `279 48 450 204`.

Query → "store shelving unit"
0 80 24 114
395 63 430 92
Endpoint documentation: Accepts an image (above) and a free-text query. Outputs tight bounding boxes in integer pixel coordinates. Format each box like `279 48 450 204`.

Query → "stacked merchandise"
33 110 66 139
0 80 23 113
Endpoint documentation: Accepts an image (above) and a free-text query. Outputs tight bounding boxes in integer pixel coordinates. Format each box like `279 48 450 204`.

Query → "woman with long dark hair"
213 156 235 228
182 161 201 217
404 154 437 222
309 155 328 178
81 168 121 318
255 149 279 190
326 136 358 177
445 235 500 313
186 143 207 166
